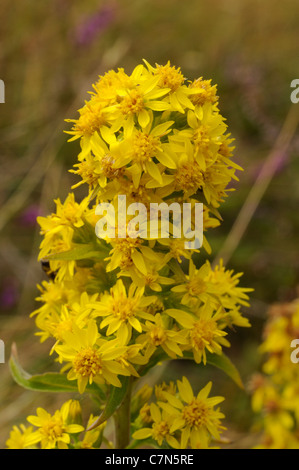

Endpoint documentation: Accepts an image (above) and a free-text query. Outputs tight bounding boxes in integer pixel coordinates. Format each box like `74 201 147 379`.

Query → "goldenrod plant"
7 60 252 449
250 297 299 449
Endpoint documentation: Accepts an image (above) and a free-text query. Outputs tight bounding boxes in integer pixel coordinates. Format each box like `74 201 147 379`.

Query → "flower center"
192 126 221 165
144 272 158 285
182 398 210 428
74 102 106 136
110 293 139 321
101 154 124 179
189 78 218 106
40 418 64 441
168 239 187 261
175 161 203 192
187 277 207 296
112 237 142 270
73 160 102 187
132 132 160 164
190 318 217 351
155 63 184 91
74 347 102 378
149 325 167 346
53 319 73 340
120 89 144 115
152 421 170 442
51 238 71 254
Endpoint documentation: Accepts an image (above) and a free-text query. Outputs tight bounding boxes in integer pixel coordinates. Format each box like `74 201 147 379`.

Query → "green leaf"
45 243 107 261
72 220 98 244
206 351 244 389
9 344 106 399
183 350 244 389
126 438 160 450
87 376 130 430
138 349 244 389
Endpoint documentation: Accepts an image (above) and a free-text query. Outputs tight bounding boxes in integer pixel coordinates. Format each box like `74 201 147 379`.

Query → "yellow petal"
131 250 147 275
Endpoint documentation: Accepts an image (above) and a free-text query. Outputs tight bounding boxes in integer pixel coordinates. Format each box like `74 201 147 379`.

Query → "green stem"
126 439 142 450
114 378 133 449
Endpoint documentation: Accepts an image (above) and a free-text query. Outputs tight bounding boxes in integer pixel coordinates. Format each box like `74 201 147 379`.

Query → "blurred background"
0 0 298 448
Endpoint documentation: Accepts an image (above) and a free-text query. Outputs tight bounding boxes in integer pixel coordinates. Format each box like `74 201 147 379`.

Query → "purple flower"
74 5 116 47
0 280 18 309
18 204 41 227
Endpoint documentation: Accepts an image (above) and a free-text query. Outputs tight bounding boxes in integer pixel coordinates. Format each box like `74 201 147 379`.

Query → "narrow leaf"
87 376 130 430
9 344 106 398
206 351 244 389
46 243 107 261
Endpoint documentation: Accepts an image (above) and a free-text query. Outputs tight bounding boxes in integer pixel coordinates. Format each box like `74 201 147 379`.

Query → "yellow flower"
34 291 98 350
166 303 229 364
173 147 205 197
67 399 83 425
55 320 131 393
128 261 174 292
139 403 153 424
144 60 194 113
31 279 74 327
39 229 76 282
105 63 171 132
132 403 180 448
136 313 188 359
70 141 124 192
171 259 214 307
110 120 175 188
37 193 88 239
172 259 251 330
88 279 156 341
171 106 226 170
65 95 109 142
206 259 252 311
106 235 147 275
6 424 39 449
36 193 91 282
26 401 84 449
65 68 132 144
25 61 252 451
188 77 219 107
115 341 148 377
158 377 225 448
79 416 107 449
155 381 177 402
250 297 299 448
159 238 196 264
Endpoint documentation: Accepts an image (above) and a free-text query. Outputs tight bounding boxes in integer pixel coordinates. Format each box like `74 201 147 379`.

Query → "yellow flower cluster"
6 400 105 449
132 377 225 449
8 60 251 449
250 298 299 448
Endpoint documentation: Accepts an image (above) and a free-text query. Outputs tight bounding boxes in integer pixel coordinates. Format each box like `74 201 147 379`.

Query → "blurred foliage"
0 0 298 448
